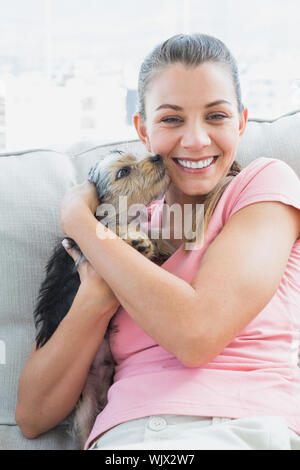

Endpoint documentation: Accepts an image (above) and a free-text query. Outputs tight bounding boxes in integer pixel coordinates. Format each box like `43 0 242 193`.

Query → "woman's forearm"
15 283 114 439
69 210 198 363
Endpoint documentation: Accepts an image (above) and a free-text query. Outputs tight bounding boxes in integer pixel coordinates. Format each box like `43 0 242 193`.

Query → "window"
0 0 299 151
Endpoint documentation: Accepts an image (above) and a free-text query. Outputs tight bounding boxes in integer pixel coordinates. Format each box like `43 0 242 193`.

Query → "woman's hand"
16 239 118 440
60 181 99 237
62 239 120 317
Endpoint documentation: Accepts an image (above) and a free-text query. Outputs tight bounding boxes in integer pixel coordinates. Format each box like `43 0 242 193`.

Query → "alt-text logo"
0 340 6 365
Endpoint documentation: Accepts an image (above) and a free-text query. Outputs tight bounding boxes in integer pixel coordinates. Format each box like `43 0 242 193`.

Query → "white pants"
89 414 300 450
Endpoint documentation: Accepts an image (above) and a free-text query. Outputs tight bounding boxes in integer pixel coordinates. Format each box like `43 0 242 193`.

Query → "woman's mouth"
173 156 218 172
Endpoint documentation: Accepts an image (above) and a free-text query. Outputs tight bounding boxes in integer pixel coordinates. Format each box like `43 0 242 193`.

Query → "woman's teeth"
177 157 215 169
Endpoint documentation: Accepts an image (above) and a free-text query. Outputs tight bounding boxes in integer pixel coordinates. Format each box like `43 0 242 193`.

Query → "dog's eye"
116 167 131 180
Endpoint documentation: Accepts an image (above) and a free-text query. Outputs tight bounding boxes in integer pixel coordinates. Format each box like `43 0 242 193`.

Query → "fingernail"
62 239 70 249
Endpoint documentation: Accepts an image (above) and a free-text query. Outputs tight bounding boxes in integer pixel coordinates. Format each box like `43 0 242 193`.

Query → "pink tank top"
84 158 300 449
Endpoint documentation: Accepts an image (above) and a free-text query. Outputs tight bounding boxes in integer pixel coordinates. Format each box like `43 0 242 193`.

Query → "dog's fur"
33 151 175 447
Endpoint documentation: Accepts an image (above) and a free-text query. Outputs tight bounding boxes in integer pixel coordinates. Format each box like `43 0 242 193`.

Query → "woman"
16 34 300 450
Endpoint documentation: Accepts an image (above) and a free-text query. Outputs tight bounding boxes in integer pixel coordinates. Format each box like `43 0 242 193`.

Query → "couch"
1 110 300 450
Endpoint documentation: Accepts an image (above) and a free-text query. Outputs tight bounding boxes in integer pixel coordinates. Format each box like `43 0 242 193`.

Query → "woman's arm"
15 271 118 439
61 184 300 367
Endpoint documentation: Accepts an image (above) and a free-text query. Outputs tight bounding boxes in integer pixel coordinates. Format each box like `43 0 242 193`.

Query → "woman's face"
134 62 248 199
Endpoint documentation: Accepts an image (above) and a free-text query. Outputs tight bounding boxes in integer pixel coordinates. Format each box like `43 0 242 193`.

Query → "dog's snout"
150 154 163 164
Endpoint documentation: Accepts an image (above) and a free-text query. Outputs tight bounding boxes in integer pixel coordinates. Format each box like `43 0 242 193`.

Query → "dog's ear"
87 162 104 204
88 151 124 202
87 162 100 185
87 161 111 207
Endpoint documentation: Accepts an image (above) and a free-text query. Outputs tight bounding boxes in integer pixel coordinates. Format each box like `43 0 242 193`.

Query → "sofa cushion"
0 150 78 449
236 111 300 177
0 110 299 450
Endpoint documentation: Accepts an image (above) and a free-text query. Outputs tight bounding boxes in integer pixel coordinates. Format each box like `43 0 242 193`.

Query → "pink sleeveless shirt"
84 157 300 449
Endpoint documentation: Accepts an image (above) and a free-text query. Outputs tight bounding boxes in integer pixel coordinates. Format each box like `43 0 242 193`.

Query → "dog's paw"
121 226 156 259
152 238 176 262
130 237 155 257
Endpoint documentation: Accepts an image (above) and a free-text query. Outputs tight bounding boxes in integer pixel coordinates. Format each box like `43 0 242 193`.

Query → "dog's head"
88 151 170 212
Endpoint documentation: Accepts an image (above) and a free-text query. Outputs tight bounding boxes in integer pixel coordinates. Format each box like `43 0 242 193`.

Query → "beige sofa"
1 111 300 450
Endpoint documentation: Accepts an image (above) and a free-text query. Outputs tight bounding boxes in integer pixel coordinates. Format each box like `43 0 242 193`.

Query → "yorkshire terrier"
33 151 175 448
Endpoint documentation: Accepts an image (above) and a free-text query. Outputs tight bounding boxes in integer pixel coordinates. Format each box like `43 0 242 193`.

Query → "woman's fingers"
62 238 89 284
62 238 81 263
60 181 98 237
61 240 120 314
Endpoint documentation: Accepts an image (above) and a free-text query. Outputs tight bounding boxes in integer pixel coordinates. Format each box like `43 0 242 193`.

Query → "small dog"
33 151 174 447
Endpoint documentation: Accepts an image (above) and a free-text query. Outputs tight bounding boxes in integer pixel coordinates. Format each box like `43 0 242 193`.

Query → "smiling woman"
134 36 247 235
134 62 247 202
15 33 300 451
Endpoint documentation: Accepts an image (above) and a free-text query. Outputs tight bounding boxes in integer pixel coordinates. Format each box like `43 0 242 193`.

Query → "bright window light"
0 0 299 151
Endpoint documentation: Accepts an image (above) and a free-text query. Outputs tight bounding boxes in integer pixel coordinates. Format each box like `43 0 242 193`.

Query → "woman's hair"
137 33 244 237
138 33 244 118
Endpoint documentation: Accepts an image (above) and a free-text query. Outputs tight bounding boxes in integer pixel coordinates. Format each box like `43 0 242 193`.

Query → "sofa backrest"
0 110 299 449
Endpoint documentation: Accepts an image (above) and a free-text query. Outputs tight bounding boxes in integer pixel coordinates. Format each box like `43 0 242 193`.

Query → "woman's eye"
116 167 131 180
207 114 228 121
161 117 182 123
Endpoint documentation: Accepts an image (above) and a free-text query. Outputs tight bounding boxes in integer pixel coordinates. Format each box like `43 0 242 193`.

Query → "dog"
33 151 175 448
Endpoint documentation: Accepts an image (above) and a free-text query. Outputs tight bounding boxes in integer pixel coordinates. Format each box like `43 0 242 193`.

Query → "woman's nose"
181 121 211 150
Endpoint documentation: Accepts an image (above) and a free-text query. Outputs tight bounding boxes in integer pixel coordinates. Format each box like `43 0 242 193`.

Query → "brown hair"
137 33 244 239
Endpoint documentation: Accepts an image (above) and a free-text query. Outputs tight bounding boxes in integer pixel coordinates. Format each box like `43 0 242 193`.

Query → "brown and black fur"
33 151 174 447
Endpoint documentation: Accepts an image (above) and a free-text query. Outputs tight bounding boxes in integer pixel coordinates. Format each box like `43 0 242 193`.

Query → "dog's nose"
150 154 163 164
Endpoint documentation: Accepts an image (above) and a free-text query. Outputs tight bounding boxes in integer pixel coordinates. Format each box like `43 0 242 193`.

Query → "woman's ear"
133 112 152 152
238 107 248 137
